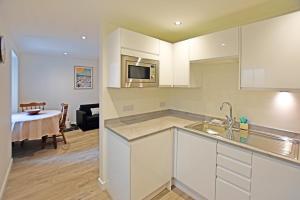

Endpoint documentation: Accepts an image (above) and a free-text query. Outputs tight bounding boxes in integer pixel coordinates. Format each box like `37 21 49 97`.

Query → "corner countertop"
106 116 195 141
105 110 300 165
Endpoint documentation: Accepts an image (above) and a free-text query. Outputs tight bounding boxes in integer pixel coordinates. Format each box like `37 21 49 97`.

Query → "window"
11 50 19 113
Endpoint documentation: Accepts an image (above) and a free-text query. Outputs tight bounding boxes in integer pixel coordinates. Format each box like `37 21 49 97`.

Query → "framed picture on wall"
74 66 93 89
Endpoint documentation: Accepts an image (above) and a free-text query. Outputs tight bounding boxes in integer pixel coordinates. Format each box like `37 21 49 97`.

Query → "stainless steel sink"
185 121 299 160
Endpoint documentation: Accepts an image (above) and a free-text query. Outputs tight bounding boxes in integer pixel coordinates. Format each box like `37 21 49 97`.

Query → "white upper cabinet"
251 153 300 200
189 27 239 61
240 11 300 89
108 29 121 88
173 40 190 87
120 28 160 56
173 27 238 87
159 40 173 87
107 28 160 88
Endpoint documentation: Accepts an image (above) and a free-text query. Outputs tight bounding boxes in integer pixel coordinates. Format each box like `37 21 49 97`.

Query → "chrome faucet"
220 102 235 135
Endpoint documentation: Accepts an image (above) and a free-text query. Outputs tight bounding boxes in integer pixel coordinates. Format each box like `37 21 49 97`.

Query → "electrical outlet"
123 104 134 112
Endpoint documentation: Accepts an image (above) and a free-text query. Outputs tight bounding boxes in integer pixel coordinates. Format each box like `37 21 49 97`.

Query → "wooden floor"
3 129 192 200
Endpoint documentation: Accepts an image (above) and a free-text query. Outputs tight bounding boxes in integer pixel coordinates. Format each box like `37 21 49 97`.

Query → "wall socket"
160 102 166 108
123 104 134 112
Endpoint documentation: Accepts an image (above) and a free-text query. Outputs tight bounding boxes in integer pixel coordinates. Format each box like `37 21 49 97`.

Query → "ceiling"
0 0 299 60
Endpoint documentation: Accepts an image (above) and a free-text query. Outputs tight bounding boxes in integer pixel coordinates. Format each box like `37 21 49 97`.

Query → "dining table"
11 110 61 142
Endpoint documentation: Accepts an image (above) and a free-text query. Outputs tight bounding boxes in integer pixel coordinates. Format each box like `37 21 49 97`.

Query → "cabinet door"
159 40 173 87
131 129 173 200
251 153 300 200
173 41 190 86
120 28 160 55
189 27 239 61
176 129 217 200
108 29 121 88
240 11 300 89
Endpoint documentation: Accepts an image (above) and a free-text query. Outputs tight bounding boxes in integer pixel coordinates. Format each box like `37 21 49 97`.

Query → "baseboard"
173 179 206 200
98 177 106 191
0 158 13 200
144 181 171 200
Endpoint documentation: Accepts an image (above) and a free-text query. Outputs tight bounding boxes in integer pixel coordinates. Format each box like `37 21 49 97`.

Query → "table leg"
20 140 25 148
41 136 48 149
53 135 57 149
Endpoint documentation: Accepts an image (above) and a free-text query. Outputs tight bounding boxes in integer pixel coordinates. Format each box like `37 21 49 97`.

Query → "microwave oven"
121 55 159 88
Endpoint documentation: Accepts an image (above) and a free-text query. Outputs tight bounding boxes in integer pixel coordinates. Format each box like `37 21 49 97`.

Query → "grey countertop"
105 110 300 165
106 115 195 141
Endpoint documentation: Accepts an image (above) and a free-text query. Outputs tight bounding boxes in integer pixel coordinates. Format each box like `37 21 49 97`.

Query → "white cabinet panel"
131 129 173 200
241 11 300 89
106 129 173 200
120 28 160 55
217 142 252 165
217 166 251 191
173 41 190 86
176 129 217 200
108 29 121 88
159 41 173 86
251 153 300 200
107 130 131 200
217 154 252 178
216 178 250 200
189 27 239 61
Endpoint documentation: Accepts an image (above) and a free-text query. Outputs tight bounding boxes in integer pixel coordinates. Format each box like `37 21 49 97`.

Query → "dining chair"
53 103 68 149
20 102 46 112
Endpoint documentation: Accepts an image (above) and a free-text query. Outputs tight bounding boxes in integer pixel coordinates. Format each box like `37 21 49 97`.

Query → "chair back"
20 102 46 112
59 103 69 132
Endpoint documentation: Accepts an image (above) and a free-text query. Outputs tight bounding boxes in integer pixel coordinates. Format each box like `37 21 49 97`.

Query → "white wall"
169 61 300 133
0 17 14 198
19 53 99 123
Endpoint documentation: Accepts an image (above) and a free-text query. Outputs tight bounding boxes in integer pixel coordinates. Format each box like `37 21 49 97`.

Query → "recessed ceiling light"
63 52 69 55
174 21 182 26
81 35 87 40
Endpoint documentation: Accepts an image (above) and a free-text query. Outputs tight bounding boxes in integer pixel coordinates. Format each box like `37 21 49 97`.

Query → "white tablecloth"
11 110 61 142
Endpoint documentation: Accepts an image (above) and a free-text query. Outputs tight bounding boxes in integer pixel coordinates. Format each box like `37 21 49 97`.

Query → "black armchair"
76 104 99 131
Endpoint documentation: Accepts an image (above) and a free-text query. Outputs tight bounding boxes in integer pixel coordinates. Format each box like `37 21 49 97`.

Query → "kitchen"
1 1 300 200
99 10 300 200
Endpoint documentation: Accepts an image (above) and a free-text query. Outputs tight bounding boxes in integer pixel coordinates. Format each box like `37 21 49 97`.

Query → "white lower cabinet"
216 178 250 200
106 129 173 200
175 129 217 200
107 127 300 200
131 129 173 200
216 142 252 200
251 153 300 200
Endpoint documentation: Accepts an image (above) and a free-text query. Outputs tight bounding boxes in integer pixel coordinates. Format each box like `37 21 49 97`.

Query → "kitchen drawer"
217 142 252 164
217 166 251 191
216 178 250 200
217 154 251 178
